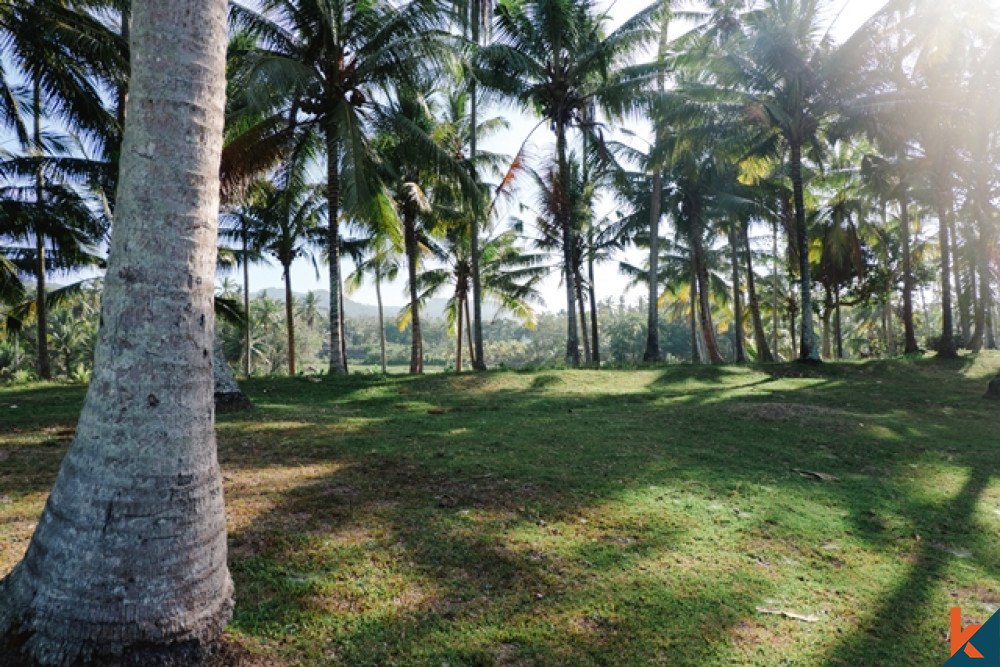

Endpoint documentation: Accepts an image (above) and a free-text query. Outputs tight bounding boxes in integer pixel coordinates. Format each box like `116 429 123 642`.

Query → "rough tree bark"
0 1 233 663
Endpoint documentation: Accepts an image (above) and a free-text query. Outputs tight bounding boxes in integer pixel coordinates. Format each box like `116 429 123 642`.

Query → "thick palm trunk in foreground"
0 1 233 663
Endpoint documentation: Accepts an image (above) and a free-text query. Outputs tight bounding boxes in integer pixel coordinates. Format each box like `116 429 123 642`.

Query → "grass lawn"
1 353 999 665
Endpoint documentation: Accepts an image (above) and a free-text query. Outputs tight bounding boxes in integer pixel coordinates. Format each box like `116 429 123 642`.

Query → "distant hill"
252 288 468 320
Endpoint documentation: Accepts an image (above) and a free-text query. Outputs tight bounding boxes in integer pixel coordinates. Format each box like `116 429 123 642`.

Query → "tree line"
1 0 999 383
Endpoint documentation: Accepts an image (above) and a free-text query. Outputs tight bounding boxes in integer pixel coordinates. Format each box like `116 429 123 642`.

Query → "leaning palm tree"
229 0 448 375
476 0 667 365
0 0 233 661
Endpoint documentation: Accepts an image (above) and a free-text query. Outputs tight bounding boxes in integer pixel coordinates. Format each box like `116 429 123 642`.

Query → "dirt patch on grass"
208 636 286 666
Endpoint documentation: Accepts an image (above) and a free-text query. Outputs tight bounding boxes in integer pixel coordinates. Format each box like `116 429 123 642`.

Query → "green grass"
2 353 1000 665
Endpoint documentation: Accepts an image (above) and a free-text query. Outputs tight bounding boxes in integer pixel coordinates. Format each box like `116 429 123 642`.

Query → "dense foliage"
1 0 999 378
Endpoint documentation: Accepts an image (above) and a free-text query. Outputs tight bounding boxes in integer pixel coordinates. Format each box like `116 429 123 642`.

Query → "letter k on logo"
947 607 1000 666
953 608 985 659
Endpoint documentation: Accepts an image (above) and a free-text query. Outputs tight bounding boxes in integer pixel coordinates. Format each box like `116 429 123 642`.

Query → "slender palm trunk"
744 222 773 362
790 142 819 362
588 249 600 366
690 264 700 363
954 225 970 347
283 266 296 375
899 192 919 353
822 288 833 359
470 83 486 371
577 271 591 364
33 77 51 380
465 297 475 366
835 289 843 359
729 222 746 362
977 243 993 351
455 294 464 372
691 217 724 364
376 275 387 374
556 122 579 366
644 171 661 362
935 193 958 357
325 134 348 374
790 306 797 354
404 210 423 374
772 220 780 358
0 1 233 661
885 300 896 356
242 230 251 375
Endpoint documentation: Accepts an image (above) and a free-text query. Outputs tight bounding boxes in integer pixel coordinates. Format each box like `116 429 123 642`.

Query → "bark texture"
0 1 233 663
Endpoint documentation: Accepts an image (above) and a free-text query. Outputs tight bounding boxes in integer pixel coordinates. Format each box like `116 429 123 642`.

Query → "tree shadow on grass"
821 467 993 666
224 452 770 666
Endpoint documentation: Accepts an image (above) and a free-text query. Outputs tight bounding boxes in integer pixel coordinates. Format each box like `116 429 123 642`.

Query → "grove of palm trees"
1 0 999 664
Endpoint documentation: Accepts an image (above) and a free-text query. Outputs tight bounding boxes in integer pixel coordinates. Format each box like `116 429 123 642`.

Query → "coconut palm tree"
422 225 546 371
229 0 447 375
346 232 402 374
697 0 844 362
0 168 108 378
369 84 481 374
239 176 326 375
0 0 233 662
476 0 667 365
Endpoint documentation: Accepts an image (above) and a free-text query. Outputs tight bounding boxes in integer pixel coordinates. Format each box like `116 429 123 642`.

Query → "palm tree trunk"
644 171 661 362
970 256 984 351
577 272 591 364
242 228 251 375
376 275 387 374
340 276 349 373
978 242 994 351
691 217 724 364
899 193 919 353
729 222 746 362
588 248 600 366
455 294 464 372
885 299 896 356
822 287 833 359
955 233 971 348
556 121 579 366
325 133 348 374
772 220 781 358
470 82 486 371
404 210 423 374
744 222 773 362
465 297 475 366
790 142 819 362
0 1 233 661
33 76 51 381
283 266 296 375
935 194 958 357
790 306 797 354
690 264 700 363
835 288 843 359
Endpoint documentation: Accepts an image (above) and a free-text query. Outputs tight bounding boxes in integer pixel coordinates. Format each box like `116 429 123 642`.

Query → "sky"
234 0 889 313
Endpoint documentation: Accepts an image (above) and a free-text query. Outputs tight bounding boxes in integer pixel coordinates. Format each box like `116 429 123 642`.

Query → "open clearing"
2 353 999 665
